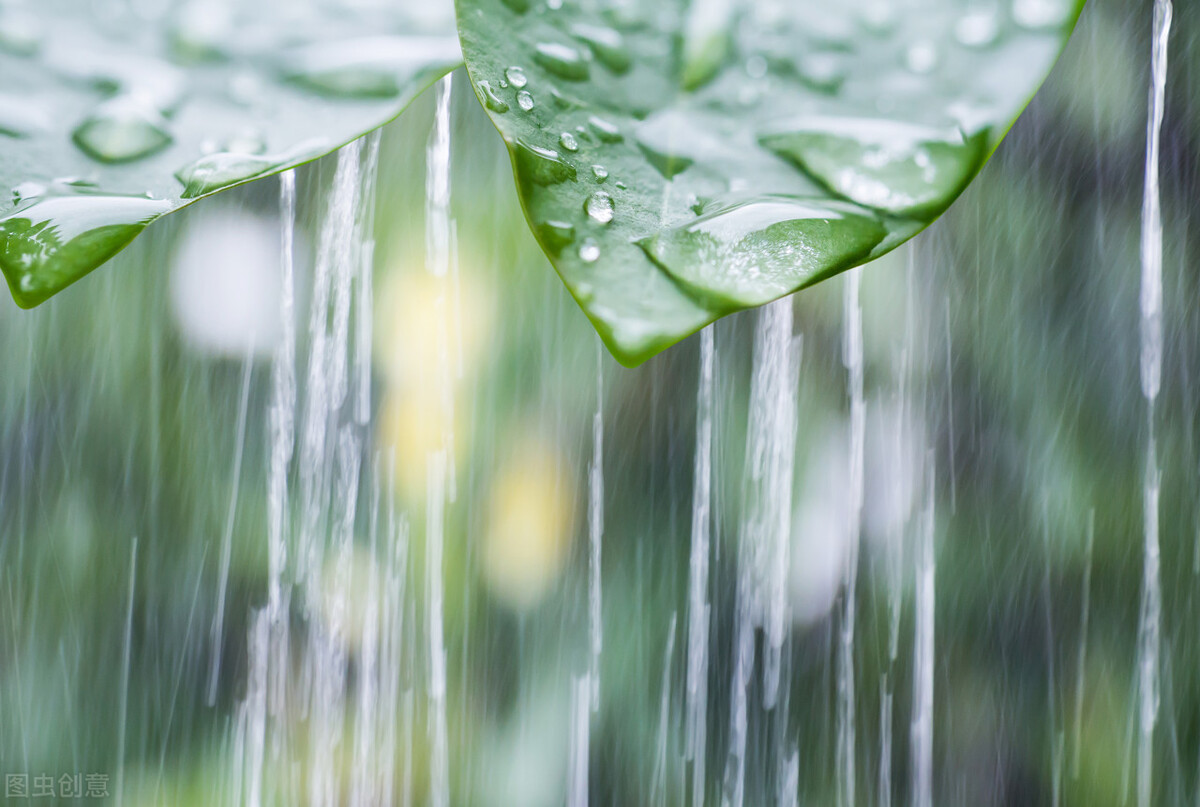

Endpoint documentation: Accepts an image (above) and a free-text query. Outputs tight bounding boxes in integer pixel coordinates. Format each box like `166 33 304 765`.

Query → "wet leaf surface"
0 1 459 307
457 0 1084 365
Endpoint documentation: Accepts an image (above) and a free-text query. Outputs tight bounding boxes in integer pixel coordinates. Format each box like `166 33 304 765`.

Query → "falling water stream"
203 19 1182 803
685 326 714 807
1137 3 1172 807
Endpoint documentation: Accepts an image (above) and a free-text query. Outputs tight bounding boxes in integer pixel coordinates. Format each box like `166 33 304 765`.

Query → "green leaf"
457 0 1084 365
0 2 460 308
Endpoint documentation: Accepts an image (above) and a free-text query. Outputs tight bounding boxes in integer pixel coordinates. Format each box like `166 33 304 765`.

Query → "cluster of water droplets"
0 1 461 309
465 0 1081 356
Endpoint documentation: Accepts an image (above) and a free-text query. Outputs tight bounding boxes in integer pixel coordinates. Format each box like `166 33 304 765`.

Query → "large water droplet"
904 42 939 75
12 182 46 204
175 152 281 198
0 10 42 56
639 196 886 307
224 131 267 155
72 98 173 163
760 118 989 218
514 140 576 186
559 132 580 152
1012 0 1073 30
169 0 232 61
540 220 576 252
637 141 693 180
858 2 897 35
585 191 614 225
587 116 623 144
579 238 601 263
591 165 609 183
955 9 1001 48
797 52 846 94
227 71 265 106
505 66 528 88
282 35 461 97
55 52 187 113
479 80 510 113
0 94 48 138
0 195 172 308
568 23 632 74
533 42 590 81
634 111 704 179
517 90 535 111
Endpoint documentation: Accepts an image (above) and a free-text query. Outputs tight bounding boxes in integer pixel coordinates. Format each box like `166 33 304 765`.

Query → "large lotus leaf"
0 0 460 308
457 0 1085 365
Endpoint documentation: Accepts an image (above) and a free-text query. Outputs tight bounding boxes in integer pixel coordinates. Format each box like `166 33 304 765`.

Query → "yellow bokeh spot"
378 391 469 500
482 441 575 611
374 266 495 393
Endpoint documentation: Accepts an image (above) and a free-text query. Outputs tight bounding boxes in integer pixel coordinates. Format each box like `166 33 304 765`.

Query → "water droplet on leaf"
175 152 280 198
514 140 576 186
506 66 528 88
587 116 623 143
72 98 173 163
224 131 267 155
585 191 614 225
1012 0 1072 30
579 238 601 263
0 94 48 138
639 196 886 307
0 195 172 307
905 42 939 74
797 53 846 93
760 117 988 217
955 10 1001 48
533 42 590 81
540 219 576 251
568 23 631 74
479 80 510 113
282 35 461 98
0 10 42 56
12 182 46 204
